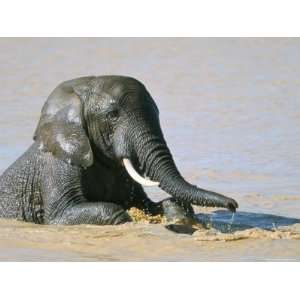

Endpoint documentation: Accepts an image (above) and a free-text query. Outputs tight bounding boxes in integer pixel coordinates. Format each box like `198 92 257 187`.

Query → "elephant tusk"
123 158 160 187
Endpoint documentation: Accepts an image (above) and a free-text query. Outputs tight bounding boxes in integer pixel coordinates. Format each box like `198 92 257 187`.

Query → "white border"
0 0 299 299
0 263 298 300
0 0 300 36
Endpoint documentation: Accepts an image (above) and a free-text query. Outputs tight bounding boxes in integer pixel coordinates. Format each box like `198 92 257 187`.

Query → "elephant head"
34 76 238 212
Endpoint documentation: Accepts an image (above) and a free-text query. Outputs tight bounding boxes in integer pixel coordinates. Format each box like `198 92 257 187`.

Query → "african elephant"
0 76 238 225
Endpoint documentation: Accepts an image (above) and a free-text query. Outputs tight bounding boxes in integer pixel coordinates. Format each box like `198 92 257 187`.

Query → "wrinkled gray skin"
0 76 238 225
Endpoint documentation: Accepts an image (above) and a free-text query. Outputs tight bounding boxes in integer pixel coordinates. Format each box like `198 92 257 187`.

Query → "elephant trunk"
129 121 237 211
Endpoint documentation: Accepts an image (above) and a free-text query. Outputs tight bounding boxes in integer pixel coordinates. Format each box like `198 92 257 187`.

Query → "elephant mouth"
122 158 160 187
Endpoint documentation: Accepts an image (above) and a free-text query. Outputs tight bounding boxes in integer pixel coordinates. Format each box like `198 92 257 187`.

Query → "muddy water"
0 38 300 261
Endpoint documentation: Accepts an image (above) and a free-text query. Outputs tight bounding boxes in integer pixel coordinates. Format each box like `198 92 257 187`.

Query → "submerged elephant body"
0 76 238 225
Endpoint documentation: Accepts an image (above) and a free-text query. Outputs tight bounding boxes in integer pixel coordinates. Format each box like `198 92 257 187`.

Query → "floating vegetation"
193 227 300 242
127 208 300 241
127 207 167 224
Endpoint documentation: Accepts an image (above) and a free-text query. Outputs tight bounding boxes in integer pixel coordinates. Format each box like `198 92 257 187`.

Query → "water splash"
226 212 235 233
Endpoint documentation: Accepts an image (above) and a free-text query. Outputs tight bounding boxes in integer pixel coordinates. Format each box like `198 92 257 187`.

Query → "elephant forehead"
92 76 144 97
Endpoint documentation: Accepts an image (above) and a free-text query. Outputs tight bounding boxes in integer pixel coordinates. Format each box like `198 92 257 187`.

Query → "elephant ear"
34 77 95 168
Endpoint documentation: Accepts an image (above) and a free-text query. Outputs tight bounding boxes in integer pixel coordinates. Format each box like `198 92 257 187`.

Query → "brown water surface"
0 38 299 261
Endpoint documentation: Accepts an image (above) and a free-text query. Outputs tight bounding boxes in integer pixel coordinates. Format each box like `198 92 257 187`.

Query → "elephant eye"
107 109 119 121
